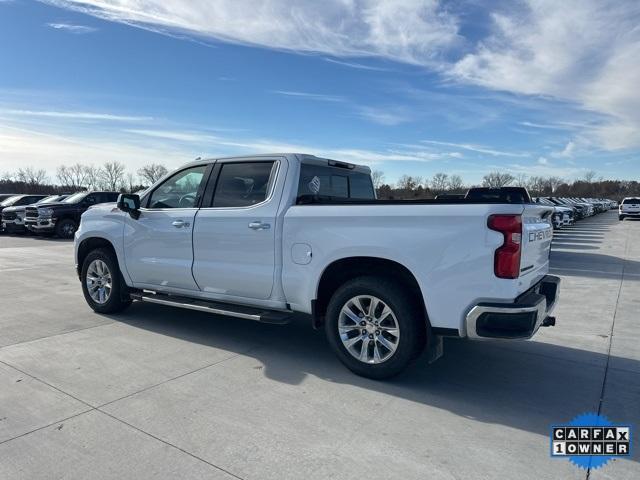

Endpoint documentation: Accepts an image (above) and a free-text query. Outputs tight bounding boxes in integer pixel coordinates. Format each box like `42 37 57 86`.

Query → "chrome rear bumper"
465 275 560 340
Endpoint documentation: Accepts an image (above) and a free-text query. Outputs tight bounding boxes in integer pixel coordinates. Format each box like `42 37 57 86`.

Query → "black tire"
81 248 132 314
55 218 78 239
619 215 625 221
324 276 426 379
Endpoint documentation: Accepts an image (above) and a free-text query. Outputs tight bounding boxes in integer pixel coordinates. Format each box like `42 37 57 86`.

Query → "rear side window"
211 162 276 208
297 164 375 200
622 198 640 204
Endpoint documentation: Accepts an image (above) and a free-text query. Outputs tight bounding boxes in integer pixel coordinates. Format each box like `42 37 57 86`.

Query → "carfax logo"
551 413 632 470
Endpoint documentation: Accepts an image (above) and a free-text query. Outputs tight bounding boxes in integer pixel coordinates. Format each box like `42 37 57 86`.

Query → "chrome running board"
130 291 292 325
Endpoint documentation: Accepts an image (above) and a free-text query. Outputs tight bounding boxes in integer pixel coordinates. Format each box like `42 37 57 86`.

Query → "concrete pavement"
0 211 638 479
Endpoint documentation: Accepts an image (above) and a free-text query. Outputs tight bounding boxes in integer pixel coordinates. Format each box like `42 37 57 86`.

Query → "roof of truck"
181 153 371 173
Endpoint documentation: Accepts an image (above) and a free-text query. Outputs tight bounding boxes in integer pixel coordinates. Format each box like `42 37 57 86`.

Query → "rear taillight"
488 214 522 279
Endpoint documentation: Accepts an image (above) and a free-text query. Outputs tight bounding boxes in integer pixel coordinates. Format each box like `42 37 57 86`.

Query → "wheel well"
314 257 427 329
77 237 116 273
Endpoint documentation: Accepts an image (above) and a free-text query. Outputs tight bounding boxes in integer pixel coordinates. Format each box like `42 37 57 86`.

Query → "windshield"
0 196 22 206
36 196 60 205
63 192 87 204
622 198 640 204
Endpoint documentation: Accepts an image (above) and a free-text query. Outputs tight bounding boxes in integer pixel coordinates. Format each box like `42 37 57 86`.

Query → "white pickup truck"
75 153 560 378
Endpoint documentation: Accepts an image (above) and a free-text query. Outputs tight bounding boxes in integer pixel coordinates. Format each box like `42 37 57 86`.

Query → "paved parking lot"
0 211 638 480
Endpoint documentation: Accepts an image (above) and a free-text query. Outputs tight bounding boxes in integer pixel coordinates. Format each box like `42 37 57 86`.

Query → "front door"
124 164 209 291
192 159 284 300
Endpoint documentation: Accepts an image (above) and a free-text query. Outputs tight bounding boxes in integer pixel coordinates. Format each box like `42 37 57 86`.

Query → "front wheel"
55 218 78 239
81 248 132 314
619 215 625 221
325 276 426 379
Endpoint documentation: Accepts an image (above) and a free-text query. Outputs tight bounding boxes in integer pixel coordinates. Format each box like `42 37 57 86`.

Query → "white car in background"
619 197 640 220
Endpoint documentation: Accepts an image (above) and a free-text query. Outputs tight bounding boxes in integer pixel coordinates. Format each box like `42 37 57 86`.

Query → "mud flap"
427 335 444 364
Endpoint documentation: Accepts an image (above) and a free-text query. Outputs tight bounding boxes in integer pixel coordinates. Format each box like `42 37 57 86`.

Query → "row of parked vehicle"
436 187 619 230
533 196 618 229
0 191 120 238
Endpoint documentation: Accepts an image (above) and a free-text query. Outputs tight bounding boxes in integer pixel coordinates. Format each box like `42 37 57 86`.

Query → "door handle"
172 220 190 228
248 221 270 230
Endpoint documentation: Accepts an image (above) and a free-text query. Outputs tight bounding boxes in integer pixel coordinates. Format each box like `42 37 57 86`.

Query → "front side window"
211 162 276 208
148 165 207 209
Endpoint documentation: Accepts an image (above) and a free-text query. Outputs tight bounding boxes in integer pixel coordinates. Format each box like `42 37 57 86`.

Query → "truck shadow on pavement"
109 303 639 457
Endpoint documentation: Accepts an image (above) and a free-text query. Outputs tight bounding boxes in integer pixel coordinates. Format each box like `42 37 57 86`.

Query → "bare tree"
371 170 385 189
584 170 597 183
396 175 423 191
430 173 449 193
17 167 48 186
56 165 73 187
100 161 126 191
125 173 138 193
448 174 464 192
515 173 528 187
527 176 545 195
546 176 564 194
482 171 515 188
138 163 168 185
84 165 101 190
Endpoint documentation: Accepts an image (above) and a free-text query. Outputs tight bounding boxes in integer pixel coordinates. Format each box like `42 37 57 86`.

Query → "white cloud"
323 58 391 72
47 22 97 33
42 1 640 150
1 109 152 122
43 0 460 64
124 129 219 143
421 140 528 157
551 141 575 158
271 90 346 103
537 156 548 165
0 125 192 173
450 0 640 149
356 106 411 126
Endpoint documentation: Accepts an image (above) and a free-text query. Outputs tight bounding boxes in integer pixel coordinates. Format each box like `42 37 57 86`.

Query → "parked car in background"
25 191 120 238
1 195 68 234
434 193 465 199
465 187 532 203
534 197 574 229
0 194 19 203
619 197 640 220
74 154 559 379
0 195 48 232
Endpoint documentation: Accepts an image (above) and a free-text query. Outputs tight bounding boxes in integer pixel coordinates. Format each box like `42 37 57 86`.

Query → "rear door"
520 204 554 277
192 158 285 300
123 164 210 291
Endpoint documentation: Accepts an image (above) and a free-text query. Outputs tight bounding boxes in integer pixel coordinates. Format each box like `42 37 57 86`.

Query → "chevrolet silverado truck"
25 191 120 238
74 154 560 378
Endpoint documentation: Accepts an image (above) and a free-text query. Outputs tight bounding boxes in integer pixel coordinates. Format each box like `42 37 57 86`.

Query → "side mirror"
117 193 141 219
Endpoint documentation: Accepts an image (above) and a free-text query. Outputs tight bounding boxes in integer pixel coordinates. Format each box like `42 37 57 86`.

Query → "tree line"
374 170 639 201
0 162 168 195
1 163 638 201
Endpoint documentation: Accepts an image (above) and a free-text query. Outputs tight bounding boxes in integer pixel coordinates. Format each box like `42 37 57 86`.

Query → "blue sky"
0 0 638 185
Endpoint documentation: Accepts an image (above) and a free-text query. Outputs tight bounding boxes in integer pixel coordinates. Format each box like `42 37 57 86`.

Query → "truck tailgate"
520 204 553 278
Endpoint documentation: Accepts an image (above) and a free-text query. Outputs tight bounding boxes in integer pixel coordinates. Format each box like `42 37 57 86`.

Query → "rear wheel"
619 215 625 221
81 248 132 314
325 276 425 379
55 218 78 239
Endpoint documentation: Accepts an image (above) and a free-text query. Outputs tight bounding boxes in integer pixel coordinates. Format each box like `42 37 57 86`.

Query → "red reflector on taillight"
488 214 522 279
